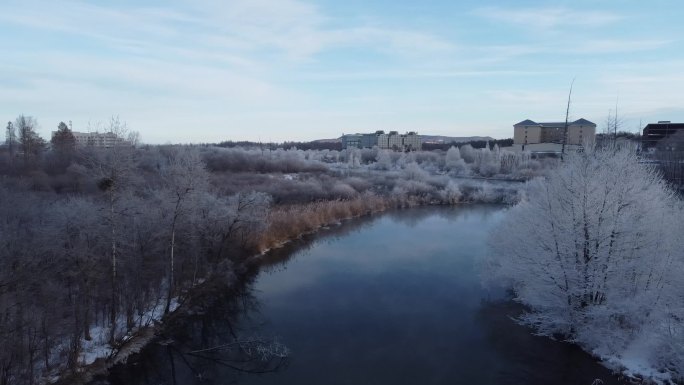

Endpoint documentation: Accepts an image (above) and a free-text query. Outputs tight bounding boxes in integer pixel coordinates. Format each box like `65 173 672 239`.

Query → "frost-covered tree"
86 117 137 343
346 148 361 168
402 162 429 182
499 150 522 175
15 115 45 168
487 146 683 378
158 147 210 313
197 191 272 262
5 121 16 159
475 146 499 177
442 181 462 204
374 149 392 170
445 146 467 174
459 144 476 163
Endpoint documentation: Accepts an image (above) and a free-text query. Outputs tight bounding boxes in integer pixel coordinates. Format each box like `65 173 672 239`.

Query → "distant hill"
420 135 495 144
313 135 496 143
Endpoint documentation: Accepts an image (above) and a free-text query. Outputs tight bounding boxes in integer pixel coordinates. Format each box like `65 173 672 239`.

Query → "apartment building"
67 131 126 147
642 121 684 149
342 131 422 151
514 119 596 147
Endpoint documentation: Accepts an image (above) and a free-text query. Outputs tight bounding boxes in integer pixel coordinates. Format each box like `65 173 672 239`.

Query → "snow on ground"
602 354 673 385
77 297 180 365
80 325 112 365
600 331 674 385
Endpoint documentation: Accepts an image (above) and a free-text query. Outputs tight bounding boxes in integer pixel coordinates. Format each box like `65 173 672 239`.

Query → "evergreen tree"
15 115 45 168
51 121 76 167
5 121 16 165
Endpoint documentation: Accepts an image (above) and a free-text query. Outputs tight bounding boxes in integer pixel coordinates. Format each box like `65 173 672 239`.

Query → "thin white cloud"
0 0 453 62
598 71 684 113
300 69 556 81
0 51 288 102
323 26 454 55
467 38 671 62
473 6 622 29
566 39 671 54
487 90 566 105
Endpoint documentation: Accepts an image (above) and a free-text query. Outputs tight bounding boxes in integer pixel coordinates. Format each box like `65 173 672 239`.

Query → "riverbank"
49 194 406 385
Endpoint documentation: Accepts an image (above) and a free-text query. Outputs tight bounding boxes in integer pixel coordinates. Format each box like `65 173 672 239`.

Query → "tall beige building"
513 119 595 147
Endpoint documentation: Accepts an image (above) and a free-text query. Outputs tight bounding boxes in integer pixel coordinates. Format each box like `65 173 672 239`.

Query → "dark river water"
97 206 627 385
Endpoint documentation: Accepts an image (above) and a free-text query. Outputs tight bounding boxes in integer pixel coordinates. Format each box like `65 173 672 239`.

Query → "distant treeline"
214 138 514 152
215 140 342 151
422 138 513 151
595 131 641 140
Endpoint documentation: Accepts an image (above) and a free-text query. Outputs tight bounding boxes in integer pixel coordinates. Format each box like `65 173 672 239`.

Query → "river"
94 206 627 385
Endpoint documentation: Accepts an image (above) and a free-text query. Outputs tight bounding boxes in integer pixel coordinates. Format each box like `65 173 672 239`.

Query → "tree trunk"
42 317 49 371
165 225 176 315
109 190 118 345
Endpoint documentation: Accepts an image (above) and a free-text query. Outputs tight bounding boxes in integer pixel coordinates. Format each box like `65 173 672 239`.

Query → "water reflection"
476 298 627 385
96 206 627 385
93 281 288 385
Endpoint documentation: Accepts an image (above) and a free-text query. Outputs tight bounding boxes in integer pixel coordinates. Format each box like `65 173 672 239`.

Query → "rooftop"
514 119 596 127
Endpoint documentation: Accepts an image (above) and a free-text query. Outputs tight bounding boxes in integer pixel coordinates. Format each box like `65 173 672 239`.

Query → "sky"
1 0 684 144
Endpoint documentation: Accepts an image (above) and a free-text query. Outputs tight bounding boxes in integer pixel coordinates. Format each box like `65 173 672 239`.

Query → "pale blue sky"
1 0 683 143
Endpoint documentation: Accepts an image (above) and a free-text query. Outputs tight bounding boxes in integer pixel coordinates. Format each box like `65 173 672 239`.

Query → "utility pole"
614 97 619 147
5 121 15 166
5 121 12 145
561 78 575 161
639 118 643 153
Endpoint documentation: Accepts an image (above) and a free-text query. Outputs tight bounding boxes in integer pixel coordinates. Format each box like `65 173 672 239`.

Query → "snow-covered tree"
158 147 210 313
86 117 137 344
487 146 684 378
346 148 361 168
15 115 45 168
374 149 392 170
402 162 429 182
475 146 499 177
459 144 476 163
197 191 272 262
445 146 467 174
442 181 462 204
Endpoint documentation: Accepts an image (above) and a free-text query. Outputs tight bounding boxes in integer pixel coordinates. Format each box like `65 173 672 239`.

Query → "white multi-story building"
401 131 421 151
58 131 126 148
341 130 422 151
341 134 362 149
386 131 403 149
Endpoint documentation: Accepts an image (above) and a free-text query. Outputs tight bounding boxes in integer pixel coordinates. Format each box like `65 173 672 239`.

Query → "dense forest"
1 116 536 385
